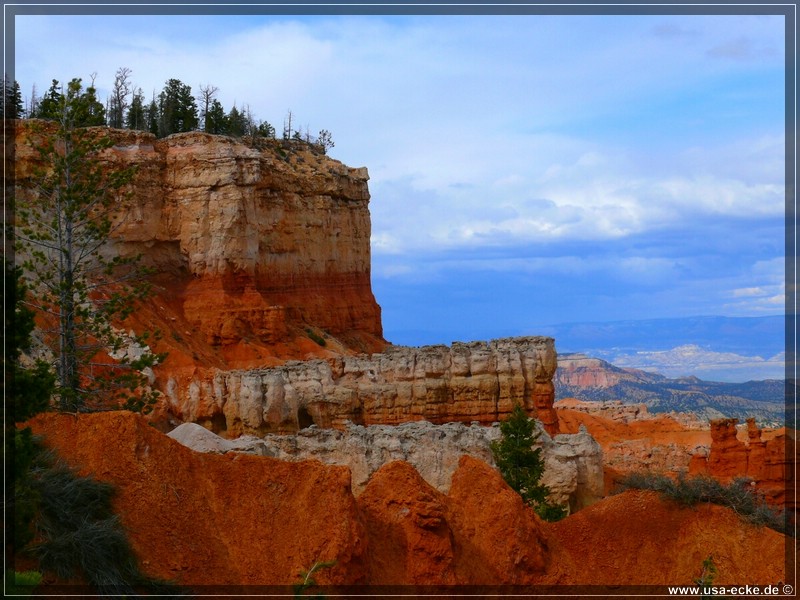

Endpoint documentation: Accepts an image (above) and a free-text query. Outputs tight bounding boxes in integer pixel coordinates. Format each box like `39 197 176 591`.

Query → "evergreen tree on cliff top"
491 404 566 521
157 78 198 136
15 77 163 413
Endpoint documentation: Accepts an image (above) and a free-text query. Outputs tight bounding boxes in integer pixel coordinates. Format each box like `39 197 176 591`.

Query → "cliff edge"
11 120 386 370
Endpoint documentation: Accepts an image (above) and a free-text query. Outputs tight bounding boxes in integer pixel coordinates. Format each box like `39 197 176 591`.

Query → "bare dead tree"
198 83 219 132
108 67 132 129
283 109 293 140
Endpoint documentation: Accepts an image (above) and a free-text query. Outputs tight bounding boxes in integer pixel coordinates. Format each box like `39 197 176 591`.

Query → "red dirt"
557 407 711 448
23 411 794 589
540 489 789 586
25 411 367 586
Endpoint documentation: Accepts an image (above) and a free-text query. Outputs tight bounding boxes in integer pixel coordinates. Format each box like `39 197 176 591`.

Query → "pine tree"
33 78 105 126
4 261 54 422
205 99 228 134
125 88 146 131
34 79 62 120
4 260 55 551
2 75 25 119
107 67 132 129
491 403 566 521
227 104 246 137
257 120 276 139
157 78 198 136
316 129 334 154
15 79 163 413
145 94 159 136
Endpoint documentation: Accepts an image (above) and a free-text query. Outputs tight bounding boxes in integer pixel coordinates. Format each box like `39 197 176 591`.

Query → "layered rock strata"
11 121 385 355
163 337 558 435
168 419 604 512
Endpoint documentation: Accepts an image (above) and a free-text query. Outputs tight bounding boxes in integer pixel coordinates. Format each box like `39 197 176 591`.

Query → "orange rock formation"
11 120 386 367
23 412 791 590
11 121 563 434
557 401 711 493
690 418 795 509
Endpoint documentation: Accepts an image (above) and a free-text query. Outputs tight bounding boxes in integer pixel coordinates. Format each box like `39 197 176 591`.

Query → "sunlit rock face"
162 336 558 435
11 120 386 356
690 417 795 509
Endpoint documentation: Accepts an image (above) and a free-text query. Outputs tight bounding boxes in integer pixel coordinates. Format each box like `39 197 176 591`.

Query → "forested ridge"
3 68 334 151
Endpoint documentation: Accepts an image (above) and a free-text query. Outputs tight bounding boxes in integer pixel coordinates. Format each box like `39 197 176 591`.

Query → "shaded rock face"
356 458 550 585
24 412 368 586
163 337 557 435
26 412 552 587
691 417 795 509
26 412 790 588
168 419 604 512
11 121 385 354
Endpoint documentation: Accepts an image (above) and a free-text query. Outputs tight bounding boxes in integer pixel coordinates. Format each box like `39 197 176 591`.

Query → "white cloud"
611 344 785 381
733 287 768 298
13 12 787 325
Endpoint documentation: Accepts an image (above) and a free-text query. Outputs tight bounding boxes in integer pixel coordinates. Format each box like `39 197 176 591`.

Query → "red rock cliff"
11 120 386 360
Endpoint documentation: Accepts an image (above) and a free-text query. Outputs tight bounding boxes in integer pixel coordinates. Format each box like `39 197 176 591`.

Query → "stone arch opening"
297 407 314 430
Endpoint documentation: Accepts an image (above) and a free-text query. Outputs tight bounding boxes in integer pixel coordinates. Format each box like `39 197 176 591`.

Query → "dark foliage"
25 453 185 596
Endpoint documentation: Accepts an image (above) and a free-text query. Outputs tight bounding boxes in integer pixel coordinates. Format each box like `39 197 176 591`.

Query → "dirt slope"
23 411 792 590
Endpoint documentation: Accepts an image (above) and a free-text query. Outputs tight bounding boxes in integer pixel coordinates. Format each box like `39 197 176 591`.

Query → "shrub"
616 471 790 535
305 328 327 347
4 570 43 596
18 444 184 596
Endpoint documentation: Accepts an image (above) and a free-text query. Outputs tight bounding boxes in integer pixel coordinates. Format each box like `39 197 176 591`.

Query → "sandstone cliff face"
555 354 648 388
160 337 557 435
167 419 605 512
11 121 385 360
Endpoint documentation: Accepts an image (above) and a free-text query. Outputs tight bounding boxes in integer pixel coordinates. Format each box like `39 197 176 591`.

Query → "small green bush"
616 471 789 535
4 569 43 596
305 328 327 347
294 560 335 599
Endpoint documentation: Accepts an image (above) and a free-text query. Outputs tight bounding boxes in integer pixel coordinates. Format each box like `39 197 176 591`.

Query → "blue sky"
11 10 788 351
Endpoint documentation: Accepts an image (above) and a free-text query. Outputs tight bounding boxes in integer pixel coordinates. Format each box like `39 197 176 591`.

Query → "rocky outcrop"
168 419 604 512
556 353 655 388
163 337 558 435
690 418 795 509
25 411 790 588
11 120 385 359
555 398 706 429
356 458 549 585
557 405 711 473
